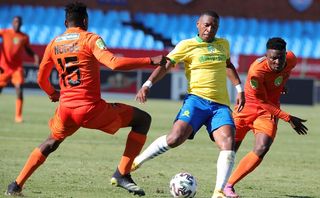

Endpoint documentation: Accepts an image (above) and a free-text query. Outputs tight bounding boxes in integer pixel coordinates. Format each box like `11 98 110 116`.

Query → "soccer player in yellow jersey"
133 11 245 198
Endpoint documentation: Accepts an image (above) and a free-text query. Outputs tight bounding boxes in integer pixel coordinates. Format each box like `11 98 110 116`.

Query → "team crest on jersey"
207 45 215 53
96 38 107 50
250 79 258 89
13 37 20 44
182 110 190 117
274 76 283 86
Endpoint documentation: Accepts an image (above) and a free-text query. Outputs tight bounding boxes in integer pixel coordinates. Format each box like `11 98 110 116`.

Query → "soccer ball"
169 172 197 198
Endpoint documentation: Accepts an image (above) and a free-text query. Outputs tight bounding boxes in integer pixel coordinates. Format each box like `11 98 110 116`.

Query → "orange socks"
118 131 146 175
16 148 46 187
15 98 23 123
228 151 262 185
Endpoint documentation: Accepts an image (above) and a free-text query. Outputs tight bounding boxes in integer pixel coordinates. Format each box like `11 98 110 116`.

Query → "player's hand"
236 91 245 112
289 115 308 135
281 87 288 95
34 54 40 66
135 86 150 104
150 55 168 67
49 90 60 102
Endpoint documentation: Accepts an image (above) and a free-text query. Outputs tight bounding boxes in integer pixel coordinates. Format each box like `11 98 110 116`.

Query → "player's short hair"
65 2 88 25
13 16 22 22
200 10 220 20
266 37 286 51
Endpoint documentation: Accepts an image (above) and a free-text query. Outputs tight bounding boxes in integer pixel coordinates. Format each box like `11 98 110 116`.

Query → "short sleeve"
167 40 189 64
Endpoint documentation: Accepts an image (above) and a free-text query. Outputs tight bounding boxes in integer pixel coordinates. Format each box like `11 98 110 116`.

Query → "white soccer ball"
169 172 197 198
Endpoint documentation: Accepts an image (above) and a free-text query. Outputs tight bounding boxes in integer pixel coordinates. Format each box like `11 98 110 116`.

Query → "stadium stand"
0 4 319 58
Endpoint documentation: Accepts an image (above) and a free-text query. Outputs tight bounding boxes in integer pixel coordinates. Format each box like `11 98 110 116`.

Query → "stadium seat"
144 35 155 50
154 40 164 50
119 27 134 48
131 30 145 49
311 39 320 59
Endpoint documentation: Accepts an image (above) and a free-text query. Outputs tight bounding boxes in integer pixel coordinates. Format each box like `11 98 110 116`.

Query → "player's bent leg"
129 107 152 135
253 132 273 158
6 136 63 196
131 121 193 172
212 125 235 196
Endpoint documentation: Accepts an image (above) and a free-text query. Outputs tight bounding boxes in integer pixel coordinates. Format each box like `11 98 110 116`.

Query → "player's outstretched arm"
135 60 172 104
289 115 308 135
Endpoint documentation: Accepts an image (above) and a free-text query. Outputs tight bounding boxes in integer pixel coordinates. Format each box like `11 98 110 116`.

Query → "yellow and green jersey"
167 36 230 106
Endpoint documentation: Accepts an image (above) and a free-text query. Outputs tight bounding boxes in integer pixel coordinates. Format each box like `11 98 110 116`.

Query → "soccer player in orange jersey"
5 2 166 197
224 38 308 198
0 16 39 123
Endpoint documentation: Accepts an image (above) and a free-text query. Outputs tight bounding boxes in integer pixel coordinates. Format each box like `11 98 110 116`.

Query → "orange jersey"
243 51 297 121
38 27 152 108
0 29 30 70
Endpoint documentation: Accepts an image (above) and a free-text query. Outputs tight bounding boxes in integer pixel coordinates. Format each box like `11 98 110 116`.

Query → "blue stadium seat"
119 10 131 22
242 36 256 55
232 35 244 55
290 38 302 57
108 28 121 48
255 36 268 55
300 38 312 58
154 40 164 50
311 40 320 59
144 35 155 50
119 27 134 48
131 30 145 49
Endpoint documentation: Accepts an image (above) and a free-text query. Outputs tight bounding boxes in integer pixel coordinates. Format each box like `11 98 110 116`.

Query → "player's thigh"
49 106 80 141
11 68 24 86
0 69 12 87
83 100 134 134
175 94 211 138
206 104 235 135
253 114 278 139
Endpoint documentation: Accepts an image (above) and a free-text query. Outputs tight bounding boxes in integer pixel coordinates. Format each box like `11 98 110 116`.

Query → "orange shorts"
49 99 134 140
233 103 278 142
0 67 24 87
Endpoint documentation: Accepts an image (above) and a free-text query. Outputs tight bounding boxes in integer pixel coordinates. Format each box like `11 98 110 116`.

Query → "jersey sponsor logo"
96 38 107 50
199 54 226 63
274 76 283 86
55 33 80 42
182 110 190 117
250 79 258 89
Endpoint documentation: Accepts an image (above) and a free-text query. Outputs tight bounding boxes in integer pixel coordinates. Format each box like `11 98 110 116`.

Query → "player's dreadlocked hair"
267 37 286 51
65 2 88 26
200 10 220 20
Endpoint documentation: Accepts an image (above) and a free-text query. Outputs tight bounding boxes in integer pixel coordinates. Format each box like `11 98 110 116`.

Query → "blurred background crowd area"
1 0 319 104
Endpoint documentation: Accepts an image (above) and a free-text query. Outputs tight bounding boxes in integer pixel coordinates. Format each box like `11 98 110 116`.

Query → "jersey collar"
195 35 215 43
65 27 85 33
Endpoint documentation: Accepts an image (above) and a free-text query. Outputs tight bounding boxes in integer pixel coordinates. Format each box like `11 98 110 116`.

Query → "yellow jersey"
167 36 230 106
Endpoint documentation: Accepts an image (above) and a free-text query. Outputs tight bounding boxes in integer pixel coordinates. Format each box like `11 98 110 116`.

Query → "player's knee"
254 144 270 157
166 133 185 148
143 112 152 127
40 139 62 156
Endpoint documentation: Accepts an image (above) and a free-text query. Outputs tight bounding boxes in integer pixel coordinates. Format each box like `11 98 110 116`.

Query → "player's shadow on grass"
285 195 315 198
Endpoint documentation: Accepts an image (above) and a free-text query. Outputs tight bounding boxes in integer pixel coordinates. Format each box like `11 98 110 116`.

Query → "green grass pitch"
0 94 319 198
